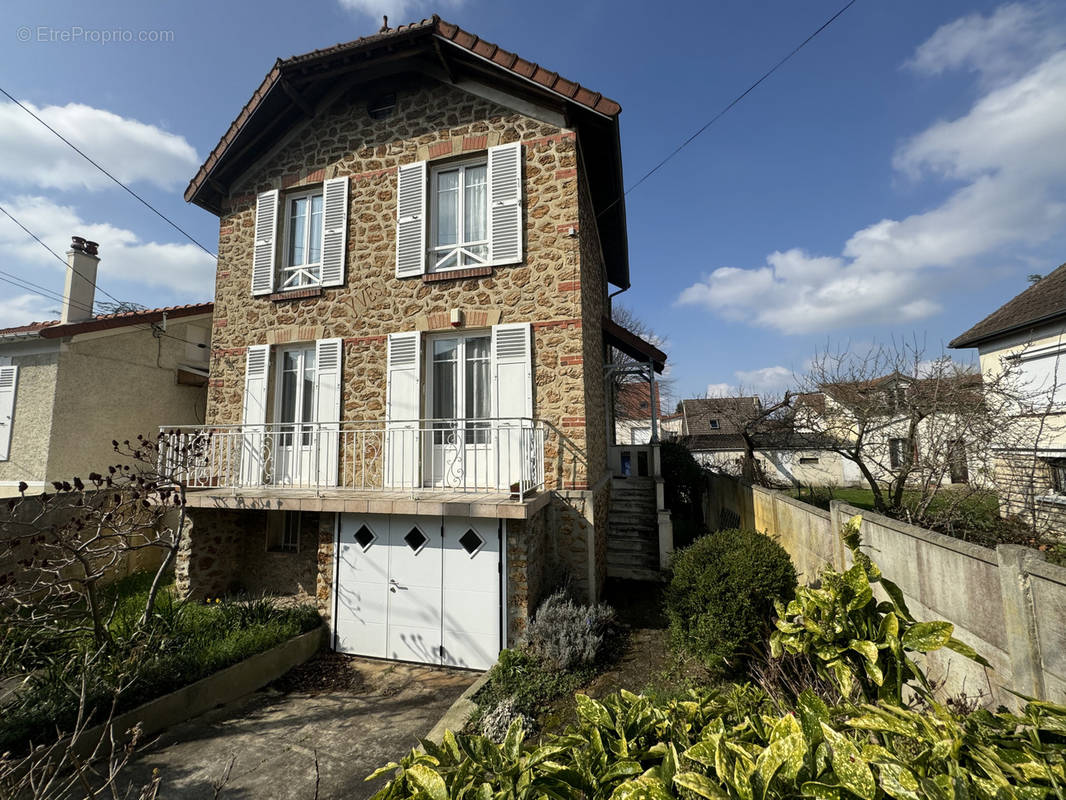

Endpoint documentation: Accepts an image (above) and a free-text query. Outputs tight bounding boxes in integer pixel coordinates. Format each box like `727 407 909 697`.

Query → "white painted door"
274 345 316 486
335 515 389 658
442 518 500 670
385 516 443 664
334 513 501 670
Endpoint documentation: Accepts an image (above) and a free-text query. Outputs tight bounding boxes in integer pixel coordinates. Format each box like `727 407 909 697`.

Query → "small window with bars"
267 510 318 553
1047 459 1066 495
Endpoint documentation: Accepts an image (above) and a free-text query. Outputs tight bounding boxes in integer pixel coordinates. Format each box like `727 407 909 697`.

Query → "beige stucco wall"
205 78 605 490
0 347 59 495
44 317 210 483
974 322 1066 529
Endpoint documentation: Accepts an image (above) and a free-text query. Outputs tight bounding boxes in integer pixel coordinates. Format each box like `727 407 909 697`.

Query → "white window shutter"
488 143 523 266
320 177 348 287
395 162 427 278
240 345 270 485
492 323 533 490
0 365 18 461
385 332 422 487
314 338 343 486
252 190 278 296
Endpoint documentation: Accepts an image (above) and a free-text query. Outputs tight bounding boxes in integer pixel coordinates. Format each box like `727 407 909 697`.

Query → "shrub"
478 697 531 744
665 528 796 670
660 440 705 522
524 590 615 671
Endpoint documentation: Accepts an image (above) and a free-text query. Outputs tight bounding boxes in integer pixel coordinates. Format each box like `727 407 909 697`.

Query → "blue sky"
2 0 1065 404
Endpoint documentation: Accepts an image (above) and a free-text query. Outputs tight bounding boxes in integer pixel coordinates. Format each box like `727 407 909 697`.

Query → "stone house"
0 237 212 498
951 262 1066 533
166 16 666 671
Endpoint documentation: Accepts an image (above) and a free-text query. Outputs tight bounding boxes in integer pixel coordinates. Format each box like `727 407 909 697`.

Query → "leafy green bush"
475 648 592 723
771 514 988 705
666 528 796 670
660 440 705 522
0 575 321 754
524 590 616 671
369 686 1066 800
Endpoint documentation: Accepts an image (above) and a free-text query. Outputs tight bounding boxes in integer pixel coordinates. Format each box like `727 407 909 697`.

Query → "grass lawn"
0 570 320 753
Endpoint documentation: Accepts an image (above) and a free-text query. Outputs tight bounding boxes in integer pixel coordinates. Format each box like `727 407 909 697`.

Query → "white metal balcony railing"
158 418 546 497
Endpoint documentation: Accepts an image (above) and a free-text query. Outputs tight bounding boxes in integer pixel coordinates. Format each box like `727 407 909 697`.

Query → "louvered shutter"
314 338 342 486
395 162 427 278
0 366 18 461
320 177 348 287
252 190 278 296
240 345 270 486
385 332 421 487
488 143 523 266
491 323 533 490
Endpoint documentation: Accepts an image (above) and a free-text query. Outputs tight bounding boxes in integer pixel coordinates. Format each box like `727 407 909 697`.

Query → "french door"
274 345 316 485
426 333 492 488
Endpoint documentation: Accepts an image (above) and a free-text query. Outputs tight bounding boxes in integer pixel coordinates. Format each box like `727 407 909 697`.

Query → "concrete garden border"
74 624 325 756
425 669 493 744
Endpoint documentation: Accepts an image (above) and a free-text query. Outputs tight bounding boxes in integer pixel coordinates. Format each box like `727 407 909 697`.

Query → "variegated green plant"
367 687 1066 800
770 515 989 704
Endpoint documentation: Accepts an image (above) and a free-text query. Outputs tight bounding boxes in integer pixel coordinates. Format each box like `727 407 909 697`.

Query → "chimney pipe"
62 236 100 324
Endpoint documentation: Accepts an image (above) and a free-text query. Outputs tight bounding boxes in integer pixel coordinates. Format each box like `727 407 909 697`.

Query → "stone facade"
205 79 604 493
181 71 621 652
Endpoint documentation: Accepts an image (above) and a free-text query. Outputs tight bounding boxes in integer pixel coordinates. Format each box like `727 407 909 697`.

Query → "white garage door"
334 513 501 670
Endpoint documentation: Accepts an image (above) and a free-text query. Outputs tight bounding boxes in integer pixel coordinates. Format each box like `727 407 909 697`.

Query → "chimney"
62 236 100 323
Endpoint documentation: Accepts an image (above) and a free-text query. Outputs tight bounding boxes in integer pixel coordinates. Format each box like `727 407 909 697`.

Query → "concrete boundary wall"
704 471 1066 707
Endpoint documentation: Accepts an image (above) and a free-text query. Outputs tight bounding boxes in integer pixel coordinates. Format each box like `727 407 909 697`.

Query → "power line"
600 0 859 218
0 202 131 309
0 85 217 259
0 206 209 350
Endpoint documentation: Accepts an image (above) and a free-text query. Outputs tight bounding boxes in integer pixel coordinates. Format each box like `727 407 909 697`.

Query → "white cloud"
0 101 199 191
906 2 1066 85
678 6 1066 335
0 293 59 329
705 365 795 398
0 196 215 297
336 0 465 22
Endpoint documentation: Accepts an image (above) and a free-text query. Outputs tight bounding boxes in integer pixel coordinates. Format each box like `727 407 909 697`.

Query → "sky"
2 0 1066 404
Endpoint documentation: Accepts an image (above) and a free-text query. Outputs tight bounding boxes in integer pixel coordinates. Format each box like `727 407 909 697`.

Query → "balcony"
158 418 576 518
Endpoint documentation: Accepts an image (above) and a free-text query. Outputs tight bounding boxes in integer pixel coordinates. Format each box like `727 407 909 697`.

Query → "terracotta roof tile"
951 262 1066 348
0 302 213 339
186 16 621 206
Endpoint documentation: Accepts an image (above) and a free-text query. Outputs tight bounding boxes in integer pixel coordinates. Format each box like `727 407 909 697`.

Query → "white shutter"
252 190 279 296
385 332 422 487
0 365 18 461
395 162 427 278
320 177 348 287
240 345 270 486
491 323 533 490
314 338 343 486
488 143 523 266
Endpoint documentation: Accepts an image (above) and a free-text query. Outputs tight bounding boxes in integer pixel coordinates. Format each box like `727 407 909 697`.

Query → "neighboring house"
0 237 212 498
950 262 1066 529
165 17 664 671
673 397 848 486
614 382 661 445
804 373 982 489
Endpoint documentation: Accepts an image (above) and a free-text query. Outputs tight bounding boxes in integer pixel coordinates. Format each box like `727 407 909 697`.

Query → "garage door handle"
390 579 407 591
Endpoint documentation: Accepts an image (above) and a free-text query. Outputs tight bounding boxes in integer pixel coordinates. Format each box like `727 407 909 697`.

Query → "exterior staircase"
607 476 662 581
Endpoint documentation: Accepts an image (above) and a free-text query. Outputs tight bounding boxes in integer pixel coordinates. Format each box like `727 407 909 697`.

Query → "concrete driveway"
118 655 479 799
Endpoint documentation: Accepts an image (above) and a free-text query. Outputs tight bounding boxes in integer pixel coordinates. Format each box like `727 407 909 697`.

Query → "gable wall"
207 78 603 488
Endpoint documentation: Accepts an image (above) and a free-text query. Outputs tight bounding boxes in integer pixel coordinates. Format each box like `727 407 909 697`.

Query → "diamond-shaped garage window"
459 529 484 556
354 524 375 551
404 527 428 554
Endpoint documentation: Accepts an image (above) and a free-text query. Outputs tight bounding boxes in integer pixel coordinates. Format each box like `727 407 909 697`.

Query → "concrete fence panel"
703 471 1066 706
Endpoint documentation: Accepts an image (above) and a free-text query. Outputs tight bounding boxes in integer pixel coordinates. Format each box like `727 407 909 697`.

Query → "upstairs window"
430 160 488 272
281 189 324 289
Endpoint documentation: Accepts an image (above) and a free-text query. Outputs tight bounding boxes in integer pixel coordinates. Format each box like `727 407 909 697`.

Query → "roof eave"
949 308 1066 349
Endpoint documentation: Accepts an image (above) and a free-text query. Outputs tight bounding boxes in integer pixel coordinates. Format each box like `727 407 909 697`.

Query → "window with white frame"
429 332 491 443
429 159 489 272
281 188 324 289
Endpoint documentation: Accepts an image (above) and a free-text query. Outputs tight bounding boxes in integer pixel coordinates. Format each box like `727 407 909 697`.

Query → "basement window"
267 510 319 553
